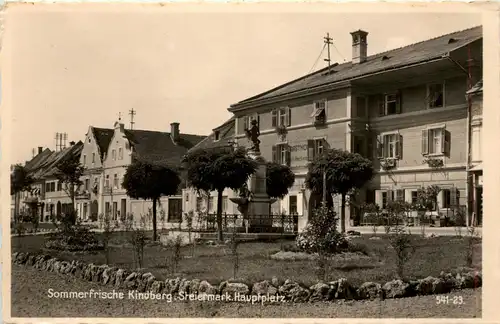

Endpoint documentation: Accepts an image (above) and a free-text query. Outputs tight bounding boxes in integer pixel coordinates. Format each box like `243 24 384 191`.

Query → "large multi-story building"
99 121 205 224
223 26 482 230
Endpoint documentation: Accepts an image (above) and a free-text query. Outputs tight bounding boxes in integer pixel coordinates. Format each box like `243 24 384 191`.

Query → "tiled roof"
91 127 114 161
33 142 84 179
466 80 483 95
124 129 206 166
24 148 53 172
189 117 235 152
232 26 482 108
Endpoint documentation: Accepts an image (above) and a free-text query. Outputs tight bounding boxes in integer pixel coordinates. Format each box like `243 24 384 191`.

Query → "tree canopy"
266 162 295 199
182 146 258 241
11 164 34 195
305 148 374 232
56 154 86 226
122 159 181 241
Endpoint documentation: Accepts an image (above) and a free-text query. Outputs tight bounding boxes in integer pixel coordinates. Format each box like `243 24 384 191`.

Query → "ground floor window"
168 198 183 223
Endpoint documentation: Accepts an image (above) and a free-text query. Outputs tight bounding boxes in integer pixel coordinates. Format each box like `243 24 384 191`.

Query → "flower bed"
12 251 482 303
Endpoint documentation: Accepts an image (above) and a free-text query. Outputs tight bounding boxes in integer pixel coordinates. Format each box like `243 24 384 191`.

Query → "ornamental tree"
182 146 258 241
266 162 295 199
305 148 374 233
122 159 181 241
10 164 35 224
56 154 85 226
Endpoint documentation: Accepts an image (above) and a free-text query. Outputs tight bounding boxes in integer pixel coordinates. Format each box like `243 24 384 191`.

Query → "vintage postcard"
2 2 499 321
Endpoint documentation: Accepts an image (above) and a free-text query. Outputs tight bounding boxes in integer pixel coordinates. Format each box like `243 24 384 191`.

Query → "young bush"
465 225 478 267
230 221 240 279
122 213 147 269
295 204 348 254
101 212 118 264
361 203 381 236
185 211 195 257
167 235 183 274
388 227 416 279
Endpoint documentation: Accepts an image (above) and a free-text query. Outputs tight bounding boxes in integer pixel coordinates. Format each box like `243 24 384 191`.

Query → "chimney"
69 141 75 146
350 30 368 64
38 147 43 154
170 122 180 142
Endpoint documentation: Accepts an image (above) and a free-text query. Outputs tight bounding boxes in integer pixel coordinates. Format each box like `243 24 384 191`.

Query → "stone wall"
12 251 482 303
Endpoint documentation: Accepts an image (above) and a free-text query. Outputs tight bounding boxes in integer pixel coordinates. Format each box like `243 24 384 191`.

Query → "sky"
4 5 481 164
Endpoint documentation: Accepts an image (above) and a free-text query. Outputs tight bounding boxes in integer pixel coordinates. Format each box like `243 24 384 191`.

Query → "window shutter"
440 128 446 154
285 145 291 166
396 189 405 202
256 114 260 128
444 129 451 157
322 138 330 150
378 95 385 116
286 107 292 127
395 134 403 159
272 145 277 163
271 109 277 127
396 91 402 114
450 187 457 207
307 139 315 161
376 135 384 158
243 117 248 131
421 129 429 155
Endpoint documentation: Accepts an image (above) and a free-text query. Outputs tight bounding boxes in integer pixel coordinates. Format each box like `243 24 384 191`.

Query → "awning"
310 106 325 118
469 163 483 172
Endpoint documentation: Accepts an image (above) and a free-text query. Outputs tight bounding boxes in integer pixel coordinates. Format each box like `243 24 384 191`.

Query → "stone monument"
230 119 276 232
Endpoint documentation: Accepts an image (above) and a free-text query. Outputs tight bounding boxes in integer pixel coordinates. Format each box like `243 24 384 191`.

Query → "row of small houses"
12 26 484 232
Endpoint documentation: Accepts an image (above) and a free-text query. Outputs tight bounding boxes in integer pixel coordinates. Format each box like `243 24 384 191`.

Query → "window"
428 83 444 109
113 174 119 189
214 131 220 141
196 196 203 212
442 189 451 209
168 198 183 223
311 100 327 125
381 190 394 209
289 195 298 215
272 144 291 166
222 196 228 213
85 179 90 191
411 191 418 205
50 182 55 192
208 196 214 213
112 149 116 160
118 148 123 160
243 114 259 131
105 175 110 189
92 153 95 164
83 155 87 165
45 183 50 192
378 93 401 116
421 127 450 156
105 202 111 216
307 138 327 161
57 182 62 192
395 189 405 202
377 133 402 159
112 202 118 220
272 107 291 127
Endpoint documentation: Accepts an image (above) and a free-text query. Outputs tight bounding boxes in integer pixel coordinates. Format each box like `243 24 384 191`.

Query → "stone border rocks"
12 251 482 303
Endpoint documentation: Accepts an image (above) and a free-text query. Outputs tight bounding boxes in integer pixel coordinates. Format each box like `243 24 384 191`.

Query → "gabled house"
75 126 114 221
101 121 205 225
227 26 482 231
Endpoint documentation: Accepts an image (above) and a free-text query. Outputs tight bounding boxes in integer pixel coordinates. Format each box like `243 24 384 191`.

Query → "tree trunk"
340 193 346 233
152 197 158 241
216 189 224 242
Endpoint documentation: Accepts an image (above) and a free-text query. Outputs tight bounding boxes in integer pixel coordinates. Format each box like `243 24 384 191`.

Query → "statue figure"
245 119 261 153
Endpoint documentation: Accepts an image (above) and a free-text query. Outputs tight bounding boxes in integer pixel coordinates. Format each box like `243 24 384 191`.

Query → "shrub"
45 225 103 252
345 241 370 256
295 204 349 254
388 227 416 279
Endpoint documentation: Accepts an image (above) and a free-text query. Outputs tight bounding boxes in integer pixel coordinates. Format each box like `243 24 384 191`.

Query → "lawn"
11 232 482 287
10 264 482 318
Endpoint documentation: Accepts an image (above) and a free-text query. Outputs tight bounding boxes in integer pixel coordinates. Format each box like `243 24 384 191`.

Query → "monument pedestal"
246 152 275 232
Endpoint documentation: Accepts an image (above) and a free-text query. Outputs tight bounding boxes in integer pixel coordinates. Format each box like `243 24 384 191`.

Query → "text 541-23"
436 295 464 305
